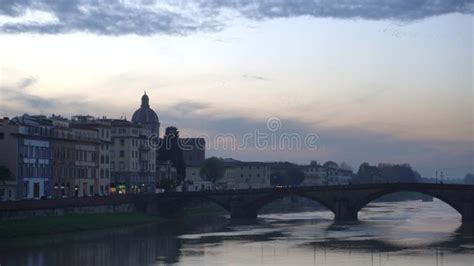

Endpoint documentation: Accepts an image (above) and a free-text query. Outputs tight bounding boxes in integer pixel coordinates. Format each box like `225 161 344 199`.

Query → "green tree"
323 161 338 169
355 162 381 183
465 173 474 184
378 163 416 183
200 157 225 183
339 161 354 172
270 164 304 186
0 166 11 184
356 163 418 184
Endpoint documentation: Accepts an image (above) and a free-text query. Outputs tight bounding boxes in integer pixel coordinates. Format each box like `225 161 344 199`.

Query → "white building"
217 159 271 190
109 119 156 194
299 162 354 186
299 164 322 186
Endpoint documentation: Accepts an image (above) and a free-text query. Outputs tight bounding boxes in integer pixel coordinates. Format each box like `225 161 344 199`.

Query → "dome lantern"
141 91 150 108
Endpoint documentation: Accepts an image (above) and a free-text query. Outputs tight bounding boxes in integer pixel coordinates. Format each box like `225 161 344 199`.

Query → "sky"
0 0 473 179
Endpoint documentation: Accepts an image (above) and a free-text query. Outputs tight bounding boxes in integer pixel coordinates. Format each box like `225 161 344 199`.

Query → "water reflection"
0 200 473 266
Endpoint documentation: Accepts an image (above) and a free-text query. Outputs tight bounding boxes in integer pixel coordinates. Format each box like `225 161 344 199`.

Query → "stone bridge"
135 183 474 222
1 183 473 223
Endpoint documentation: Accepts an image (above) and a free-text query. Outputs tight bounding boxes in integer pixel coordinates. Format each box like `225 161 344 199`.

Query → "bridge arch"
183 194 232 214
354 188 463 218
250 190 336 217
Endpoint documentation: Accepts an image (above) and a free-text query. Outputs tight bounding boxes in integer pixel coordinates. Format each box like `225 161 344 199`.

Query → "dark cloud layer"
171 101 210 115
160 106 473 179
0 77 103 115
0 76 56 109
0 0 472 35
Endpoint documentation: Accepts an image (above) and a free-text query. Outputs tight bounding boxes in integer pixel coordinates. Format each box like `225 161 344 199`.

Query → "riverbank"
0 212 162 238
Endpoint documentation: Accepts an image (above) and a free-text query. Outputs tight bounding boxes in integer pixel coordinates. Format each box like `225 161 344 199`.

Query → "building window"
119 162 125 170
119 150 124 157
120 139 125 146
0 132 4 139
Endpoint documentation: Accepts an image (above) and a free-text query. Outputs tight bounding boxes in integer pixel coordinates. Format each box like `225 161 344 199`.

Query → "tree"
309 160 319 166
339 162 354 172
323 161 338 169
356 162 418 184
159 178 176 191
465 173 474 184
378 163 416 183
270 164 304 186
356 162 381 183
158 127 186 189
0 166 11 184
200 157 225 183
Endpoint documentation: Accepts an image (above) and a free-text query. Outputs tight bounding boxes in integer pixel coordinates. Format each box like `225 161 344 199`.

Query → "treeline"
353 162 421 184
466 173 474 184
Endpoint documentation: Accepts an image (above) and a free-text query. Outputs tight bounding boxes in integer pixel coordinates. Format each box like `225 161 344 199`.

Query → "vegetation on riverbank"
0 212 162 238
0 192 433 238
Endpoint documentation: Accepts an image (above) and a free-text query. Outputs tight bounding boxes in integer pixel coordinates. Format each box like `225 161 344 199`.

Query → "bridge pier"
333 199 358 222
155 200 184 218
462 202 474 223
229 201 257 220
230 208 257 220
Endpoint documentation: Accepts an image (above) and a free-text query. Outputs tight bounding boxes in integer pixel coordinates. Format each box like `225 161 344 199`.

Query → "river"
0 199 473 266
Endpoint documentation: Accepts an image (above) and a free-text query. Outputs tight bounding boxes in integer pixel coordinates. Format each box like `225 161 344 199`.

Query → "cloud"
0 0 222 35
170 101 211 115
157 105 473 179
16 76 37 89
242 74 271 81
0 77 104 116
207 0 473 21
0 76 57 109
1 79 470 179
0 0 472 35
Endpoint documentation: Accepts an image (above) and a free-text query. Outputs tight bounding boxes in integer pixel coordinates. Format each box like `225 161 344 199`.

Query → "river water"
1 199 473 266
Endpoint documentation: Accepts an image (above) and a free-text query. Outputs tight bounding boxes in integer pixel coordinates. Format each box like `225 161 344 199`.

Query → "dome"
131 107 159 124
131 92 160 132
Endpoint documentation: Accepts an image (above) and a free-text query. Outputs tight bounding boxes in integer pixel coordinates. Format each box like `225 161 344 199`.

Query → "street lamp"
74 185 79 197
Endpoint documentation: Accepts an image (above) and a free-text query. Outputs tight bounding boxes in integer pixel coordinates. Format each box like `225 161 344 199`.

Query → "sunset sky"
0 1 472 178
